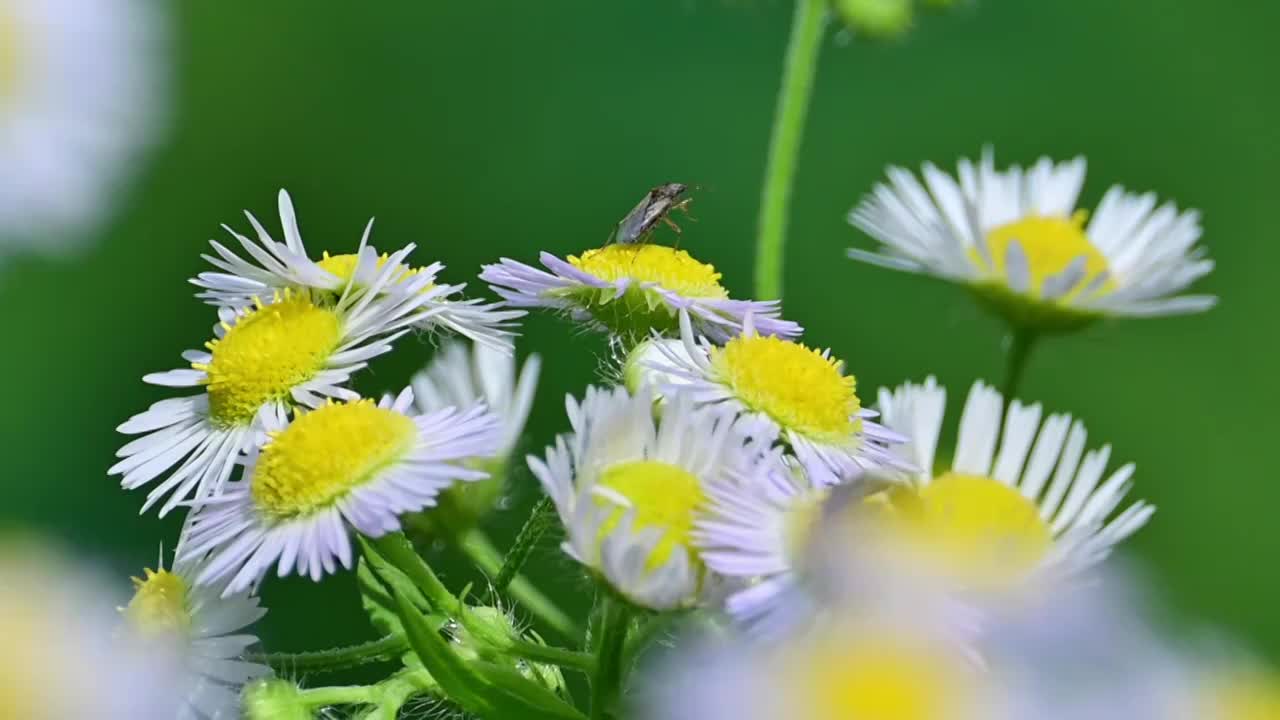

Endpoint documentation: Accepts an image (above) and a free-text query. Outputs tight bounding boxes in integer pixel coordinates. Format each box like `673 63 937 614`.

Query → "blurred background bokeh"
1 0 1276 663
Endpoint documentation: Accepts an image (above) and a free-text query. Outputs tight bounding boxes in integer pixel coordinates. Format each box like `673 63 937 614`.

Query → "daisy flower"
848 149 1216 329
528 385 770 610
111 247 443 517
870 376 1154 590
693 454 830 635
191 190 523 353
0 0 164 251
654 312 908 484
1 539 184 719
409 339 541 527
642 608 1001 720
179 387 502 595
124 554 271 720
480 244 801 342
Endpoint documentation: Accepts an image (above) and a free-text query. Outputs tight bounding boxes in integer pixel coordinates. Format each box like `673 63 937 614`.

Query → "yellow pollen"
568 245 728 299
316 251 425 288
976 212 1115 299
1205 670 1280 720
251 400 418 519
125 568 191 637
877 473 1053 586
594 460 707 572
199 291 343 427
788 632 973 720
711 335 860 442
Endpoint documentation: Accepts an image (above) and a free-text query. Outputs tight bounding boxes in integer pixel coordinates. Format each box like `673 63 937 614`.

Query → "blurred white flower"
0 0 165 254
849 149 1215 329
124 554 271 720
0 539 183 719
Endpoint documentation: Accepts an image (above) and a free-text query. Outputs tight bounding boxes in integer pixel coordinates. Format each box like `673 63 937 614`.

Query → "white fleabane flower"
1 541 184 719
191 190 523 353
409 339 542 528
694 454 829 636
655 312 908 484
528 385 769 610
179 388 502 595
871 377 1154 590
0 0 164 251
124 555 271 720
480 244 801 342
849 149 1215 328
111 246 443 517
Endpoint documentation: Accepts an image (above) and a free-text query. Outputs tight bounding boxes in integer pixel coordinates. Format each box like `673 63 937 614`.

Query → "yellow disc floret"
251 400 418 519
878 472 1053 586
978 211 1115 300
1204 669 1280 720
125 568 191 637
595 460 707 572
198 291 343 428
711 335 860 443
569 245 729 299
787 630 974 720
316 252 424 288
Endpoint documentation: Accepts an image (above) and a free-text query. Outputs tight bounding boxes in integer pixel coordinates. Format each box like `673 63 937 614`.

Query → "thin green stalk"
1002 327 1039 402
508 636 597 675
459 526 579 639
754 0 828 300
369 532 457 610
589 597 633 720
495 496 555 592
296 685 376 708
248 635 408 675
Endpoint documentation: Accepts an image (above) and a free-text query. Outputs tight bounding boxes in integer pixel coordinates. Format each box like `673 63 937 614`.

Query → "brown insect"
608 183 693 245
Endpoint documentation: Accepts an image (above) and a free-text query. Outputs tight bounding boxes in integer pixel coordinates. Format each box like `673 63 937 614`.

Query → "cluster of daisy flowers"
8 149 1255 720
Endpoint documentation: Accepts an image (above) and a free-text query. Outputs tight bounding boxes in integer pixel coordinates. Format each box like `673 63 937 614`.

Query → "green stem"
589 597 633 720
459 527 579 639
370 532 457 610
508 636 597 675
754 0 828 300
247 634 407 675
296 685 376 708
495 496 555 592
1002 327 1039 401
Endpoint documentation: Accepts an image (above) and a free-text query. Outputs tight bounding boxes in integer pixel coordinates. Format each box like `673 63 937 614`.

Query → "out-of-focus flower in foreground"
849 149 1215 331
0 0 165 256
0 539 182 719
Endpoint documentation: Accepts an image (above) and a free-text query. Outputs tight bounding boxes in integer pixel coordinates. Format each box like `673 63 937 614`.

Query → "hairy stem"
247 634 407 674
459 526 579 639
754 0 828 300
495 496 555 592
589 597 633 720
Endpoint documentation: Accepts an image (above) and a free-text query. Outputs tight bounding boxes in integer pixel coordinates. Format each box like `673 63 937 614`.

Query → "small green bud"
833 0 914 39
242 679 312 720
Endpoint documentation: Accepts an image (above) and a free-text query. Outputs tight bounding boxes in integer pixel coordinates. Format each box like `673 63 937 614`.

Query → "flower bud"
242 679 312 720
832 0 914 39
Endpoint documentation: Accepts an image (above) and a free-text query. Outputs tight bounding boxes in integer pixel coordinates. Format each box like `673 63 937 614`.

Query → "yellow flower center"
125 569 191 637
0 6 19 105
977 212 1115 299
595 460 707 572
710 335 860 443
568 245 729 299
197 291 343 428
1206 670 1280 720
876 473 1053 586
251 400 418 519
788 632 974 720
315 252 425 288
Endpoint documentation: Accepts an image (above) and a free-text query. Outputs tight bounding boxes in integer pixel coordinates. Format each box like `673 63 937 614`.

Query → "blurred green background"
1 0 1276 662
